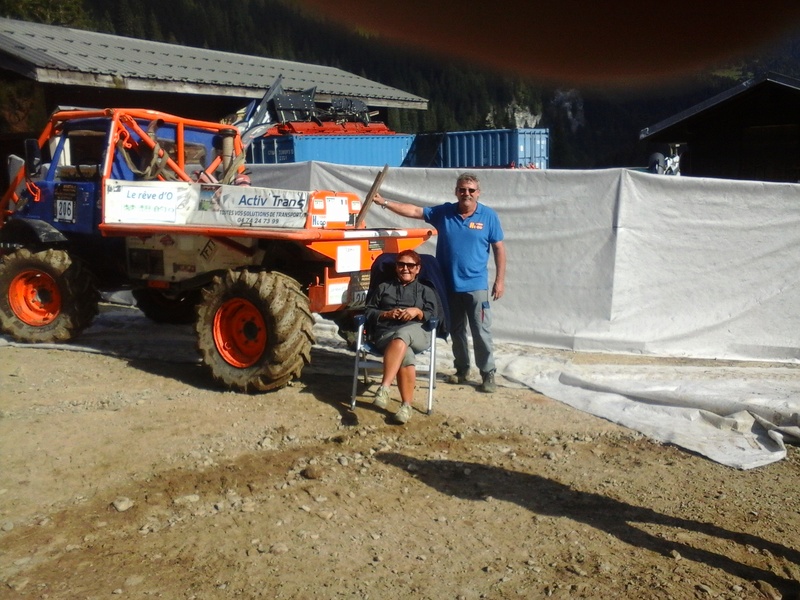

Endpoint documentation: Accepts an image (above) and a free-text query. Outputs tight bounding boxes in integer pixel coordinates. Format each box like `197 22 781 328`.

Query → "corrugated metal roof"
0 17 427 110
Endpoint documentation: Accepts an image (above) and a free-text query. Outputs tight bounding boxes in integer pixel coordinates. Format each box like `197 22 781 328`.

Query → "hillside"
2 0 799 168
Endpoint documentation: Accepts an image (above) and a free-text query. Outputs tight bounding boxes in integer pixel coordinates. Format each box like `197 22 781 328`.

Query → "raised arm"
373 192 424 220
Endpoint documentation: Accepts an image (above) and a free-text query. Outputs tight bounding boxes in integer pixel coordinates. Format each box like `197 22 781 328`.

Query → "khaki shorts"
373 322 431 367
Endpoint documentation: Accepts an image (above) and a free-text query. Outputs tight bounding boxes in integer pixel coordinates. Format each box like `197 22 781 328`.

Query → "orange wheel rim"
8 269 61 326
212 297 267 368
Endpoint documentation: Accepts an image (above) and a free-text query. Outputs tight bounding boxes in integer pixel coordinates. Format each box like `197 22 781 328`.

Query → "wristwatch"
381 198 391 209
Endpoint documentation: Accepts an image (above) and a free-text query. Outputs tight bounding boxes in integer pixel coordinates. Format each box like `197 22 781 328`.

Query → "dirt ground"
1 307 800 600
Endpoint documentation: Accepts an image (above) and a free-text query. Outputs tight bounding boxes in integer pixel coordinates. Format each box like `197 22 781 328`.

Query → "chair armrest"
423 317 438 332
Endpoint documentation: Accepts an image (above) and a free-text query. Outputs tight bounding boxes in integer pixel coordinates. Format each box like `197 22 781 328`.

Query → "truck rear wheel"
0 248 99 343
196 270 314 392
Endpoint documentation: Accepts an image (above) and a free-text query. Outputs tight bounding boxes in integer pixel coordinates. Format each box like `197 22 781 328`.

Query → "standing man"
373 172 506 393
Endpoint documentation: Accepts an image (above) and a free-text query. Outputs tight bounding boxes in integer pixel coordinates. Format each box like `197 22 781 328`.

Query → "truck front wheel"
0 248 99 343
196 270 315 392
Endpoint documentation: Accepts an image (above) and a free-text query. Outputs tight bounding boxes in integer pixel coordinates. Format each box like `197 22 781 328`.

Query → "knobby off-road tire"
0 248 99 343
196 270 315 392
132 288 202 324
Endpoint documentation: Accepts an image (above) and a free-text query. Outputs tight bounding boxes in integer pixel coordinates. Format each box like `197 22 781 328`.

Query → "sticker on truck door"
54 184 77 223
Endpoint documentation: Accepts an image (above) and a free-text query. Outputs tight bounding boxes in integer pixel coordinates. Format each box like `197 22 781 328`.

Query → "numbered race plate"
54 183 78 224
55 198 76 223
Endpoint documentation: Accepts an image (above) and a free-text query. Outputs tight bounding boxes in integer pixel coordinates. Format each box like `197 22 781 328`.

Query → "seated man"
363 249 438 424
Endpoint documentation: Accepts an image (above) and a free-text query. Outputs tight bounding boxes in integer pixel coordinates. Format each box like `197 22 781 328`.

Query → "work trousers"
448 289 495 375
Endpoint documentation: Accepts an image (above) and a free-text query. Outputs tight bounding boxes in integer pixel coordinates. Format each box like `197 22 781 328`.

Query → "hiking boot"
393 402 413 424
478 370 497 393
373 386 390 409
447 370 470 385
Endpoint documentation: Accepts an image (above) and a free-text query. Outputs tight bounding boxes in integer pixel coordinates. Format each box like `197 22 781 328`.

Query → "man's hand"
492 280 505 301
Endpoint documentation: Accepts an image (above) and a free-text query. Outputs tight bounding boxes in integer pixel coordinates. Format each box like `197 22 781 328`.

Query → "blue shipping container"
405 128 549 169
247 134 416 167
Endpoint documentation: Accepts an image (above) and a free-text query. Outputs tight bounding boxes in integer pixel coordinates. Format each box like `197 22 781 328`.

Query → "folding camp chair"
349 253 449 415
349 313 439 414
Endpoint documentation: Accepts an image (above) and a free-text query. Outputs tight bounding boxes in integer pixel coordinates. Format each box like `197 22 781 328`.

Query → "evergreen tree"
0 0 87 27
113 0 144 38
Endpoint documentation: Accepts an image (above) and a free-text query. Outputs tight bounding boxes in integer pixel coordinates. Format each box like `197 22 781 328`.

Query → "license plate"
350 289 367 307
55 199 75 223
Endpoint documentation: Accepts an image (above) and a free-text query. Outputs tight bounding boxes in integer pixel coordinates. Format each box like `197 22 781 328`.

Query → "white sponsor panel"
335 244 361 273
326 194 350 223
103 181 184 223
326 282 349 306
104 180 308 228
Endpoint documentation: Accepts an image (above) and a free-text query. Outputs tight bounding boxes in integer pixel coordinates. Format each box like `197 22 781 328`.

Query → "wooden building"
640 72 800 183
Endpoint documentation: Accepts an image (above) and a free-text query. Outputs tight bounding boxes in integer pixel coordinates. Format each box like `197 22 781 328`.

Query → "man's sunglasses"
396 262 419 269
457 187 479 194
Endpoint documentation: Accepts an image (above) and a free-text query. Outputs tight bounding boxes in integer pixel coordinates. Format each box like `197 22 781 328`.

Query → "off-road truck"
0 107 433 391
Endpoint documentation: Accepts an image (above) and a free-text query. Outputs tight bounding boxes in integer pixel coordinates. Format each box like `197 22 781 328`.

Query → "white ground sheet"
4 164 800 469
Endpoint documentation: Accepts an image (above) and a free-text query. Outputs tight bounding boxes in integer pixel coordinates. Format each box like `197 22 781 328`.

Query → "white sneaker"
393 403 413 424
373 386 390 409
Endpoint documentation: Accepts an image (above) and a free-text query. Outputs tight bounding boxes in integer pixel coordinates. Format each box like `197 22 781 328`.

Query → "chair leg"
350 357 360 411
350 323 367 411
426 330 437 415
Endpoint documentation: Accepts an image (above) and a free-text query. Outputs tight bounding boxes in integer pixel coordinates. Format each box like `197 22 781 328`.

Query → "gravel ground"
1 315 799 599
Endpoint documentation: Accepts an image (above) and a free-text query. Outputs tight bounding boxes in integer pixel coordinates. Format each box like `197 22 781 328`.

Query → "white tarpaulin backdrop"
249 163 800 360
246 162 800 469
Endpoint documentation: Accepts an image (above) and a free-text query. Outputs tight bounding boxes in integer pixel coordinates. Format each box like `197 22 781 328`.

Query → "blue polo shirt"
423 202 504 293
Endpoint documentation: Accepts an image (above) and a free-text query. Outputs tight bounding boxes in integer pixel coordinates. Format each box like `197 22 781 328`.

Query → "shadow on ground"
376 453 800 598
